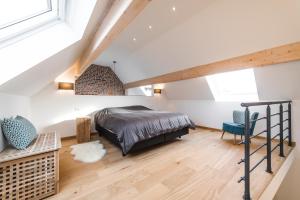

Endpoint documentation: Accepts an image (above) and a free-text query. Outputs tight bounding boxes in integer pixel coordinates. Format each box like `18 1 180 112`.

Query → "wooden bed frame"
95 124 189 156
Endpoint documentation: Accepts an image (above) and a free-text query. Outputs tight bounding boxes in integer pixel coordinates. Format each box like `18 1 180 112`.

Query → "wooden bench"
0 132 61 200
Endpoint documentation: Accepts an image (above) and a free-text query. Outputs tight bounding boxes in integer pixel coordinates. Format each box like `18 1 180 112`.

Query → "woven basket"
0 132 60 200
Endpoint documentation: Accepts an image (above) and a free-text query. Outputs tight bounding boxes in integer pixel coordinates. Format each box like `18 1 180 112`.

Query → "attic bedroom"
0 0 299 200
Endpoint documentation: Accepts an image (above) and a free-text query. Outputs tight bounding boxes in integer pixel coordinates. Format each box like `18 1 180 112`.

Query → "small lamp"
58 82 74 90
153 88 162 94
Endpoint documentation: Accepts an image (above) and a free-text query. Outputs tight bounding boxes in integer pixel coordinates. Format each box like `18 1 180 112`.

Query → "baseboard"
61 132 98 140
61 135 76 140
196 125 222 132
62 129 296 148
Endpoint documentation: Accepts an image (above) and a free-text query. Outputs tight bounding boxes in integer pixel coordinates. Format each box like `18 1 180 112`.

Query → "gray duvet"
94 106 195 154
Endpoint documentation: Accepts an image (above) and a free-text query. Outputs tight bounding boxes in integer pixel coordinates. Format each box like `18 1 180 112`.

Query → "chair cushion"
223 122 245 135
0 119 8 152
1 116 37 150
233 111 245 124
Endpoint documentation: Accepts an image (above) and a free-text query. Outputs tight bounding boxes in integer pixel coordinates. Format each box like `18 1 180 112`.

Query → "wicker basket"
0 132 60 200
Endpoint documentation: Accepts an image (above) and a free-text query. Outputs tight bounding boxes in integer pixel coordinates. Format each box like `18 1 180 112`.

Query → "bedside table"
76 117 91 143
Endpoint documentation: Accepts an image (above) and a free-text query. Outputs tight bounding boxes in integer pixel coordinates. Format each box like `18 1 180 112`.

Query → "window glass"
0 0 50 29
0 0 62 44
206 69 259 102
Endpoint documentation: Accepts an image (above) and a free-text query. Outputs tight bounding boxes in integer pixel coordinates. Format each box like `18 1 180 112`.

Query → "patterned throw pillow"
0 119 8 152
2 116 37 150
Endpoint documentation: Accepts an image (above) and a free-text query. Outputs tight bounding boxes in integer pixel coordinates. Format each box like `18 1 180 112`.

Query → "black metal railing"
238 100 292 200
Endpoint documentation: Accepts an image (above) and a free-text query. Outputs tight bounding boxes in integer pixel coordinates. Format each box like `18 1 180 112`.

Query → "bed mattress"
94 106 195 154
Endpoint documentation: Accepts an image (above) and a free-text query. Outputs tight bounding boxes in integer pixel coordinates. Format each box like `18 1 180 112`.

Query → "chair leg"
221 131 225 139
234 134 237 144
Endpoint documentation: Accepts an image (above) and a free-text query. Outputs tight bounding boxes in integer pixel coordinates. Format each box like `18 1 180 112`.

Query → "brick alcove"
75 65 125 96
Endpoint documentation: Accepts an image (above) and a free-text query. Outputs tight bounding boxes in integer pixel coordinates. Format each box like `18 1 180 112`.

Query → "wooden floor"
48 129 292 200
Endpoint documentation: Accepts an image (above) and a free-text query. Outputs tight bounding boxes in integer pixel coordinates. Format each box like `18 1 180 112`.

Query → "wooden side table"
76 117 91 143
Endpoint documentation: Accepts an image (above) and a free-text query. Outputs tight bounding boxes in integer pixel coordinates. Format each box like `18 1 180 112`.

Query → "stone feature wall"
75 65 125 96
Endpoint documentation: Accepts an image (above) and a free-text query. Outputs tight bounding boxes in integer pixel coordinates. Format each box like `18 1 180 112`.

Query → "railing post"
266 105 272 173
279 104 284 157
244 107 251 200
288 102 292 146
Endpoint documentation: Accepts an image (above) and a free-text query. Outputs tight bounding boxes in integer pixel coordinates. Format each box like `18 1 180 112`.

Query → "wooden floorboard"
47 128 292 200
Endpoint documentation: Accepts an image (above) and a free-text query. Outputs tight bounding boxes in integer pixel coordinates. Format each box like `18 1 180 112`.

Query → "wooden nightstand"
76 117 91 143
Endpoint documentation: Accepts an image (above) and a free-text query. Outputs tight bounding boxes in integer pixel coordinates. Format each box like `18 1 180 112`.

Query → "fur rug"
70 140 106 163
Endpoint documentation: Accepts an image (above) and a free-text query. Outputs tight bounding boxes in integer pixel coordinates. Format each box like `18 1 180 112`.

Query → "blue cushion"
0 119 8 152
1 116 37 150
223 122 245 135
233 111 245 124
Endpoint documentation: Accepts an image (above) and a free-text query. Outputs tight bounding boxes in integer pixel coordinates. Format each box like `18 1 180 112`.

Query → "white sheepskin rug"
70 141 106 163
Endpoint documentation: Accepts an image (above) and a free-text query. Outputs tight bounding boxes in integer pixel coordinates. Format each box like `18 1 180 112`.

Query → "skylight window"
206 69 259 102
0 0 64 43
140 85 153 96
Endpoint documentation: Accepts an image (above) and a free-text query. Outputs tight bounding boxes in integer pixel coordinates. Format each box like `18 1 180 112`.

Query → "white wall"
30 83 169 137
169 100 286 136
0 93 31 119
169 100 241 128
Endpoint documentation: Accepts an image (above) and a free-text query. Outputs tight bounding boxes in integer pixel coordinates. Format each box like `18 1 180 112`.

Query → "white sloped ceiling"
94 0 300 100
1 0 300 100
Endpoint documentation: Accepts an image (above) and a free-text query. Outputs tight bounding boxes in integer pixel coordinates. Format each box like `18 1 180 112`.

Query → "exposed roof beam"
124 41 300 89
77 0 150 75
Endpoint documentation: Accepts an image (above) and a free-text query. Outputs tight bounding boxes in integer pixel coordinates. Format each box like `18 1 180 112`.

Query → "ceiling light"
148 25 152 30
172 6 176 12
133 37 136 41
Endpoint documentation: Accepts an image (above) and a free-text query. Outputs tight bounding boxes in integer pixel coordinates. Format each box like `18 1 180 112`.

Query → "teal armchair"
221 111 259 144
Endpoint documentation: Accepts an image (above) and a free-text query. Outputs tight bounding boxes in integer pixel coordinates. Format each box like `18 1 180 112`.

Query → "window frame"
140 85 153 96
0 0 53 30
0 0 65 44
206 69 259 102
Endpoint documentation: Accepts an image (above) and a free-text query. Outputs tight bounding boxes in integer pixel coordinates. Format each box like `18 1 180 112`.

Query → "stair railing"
238 100 292 200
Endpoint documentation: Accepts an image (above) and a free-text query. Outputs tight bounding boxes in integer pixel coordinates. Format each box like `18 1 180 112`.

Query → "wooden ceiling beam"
124 41 300 89
77 0 150 75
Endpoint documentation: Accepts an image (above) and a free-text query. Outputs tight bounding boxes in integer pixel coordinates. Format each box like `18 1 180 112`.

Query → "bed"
94 105 195 155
